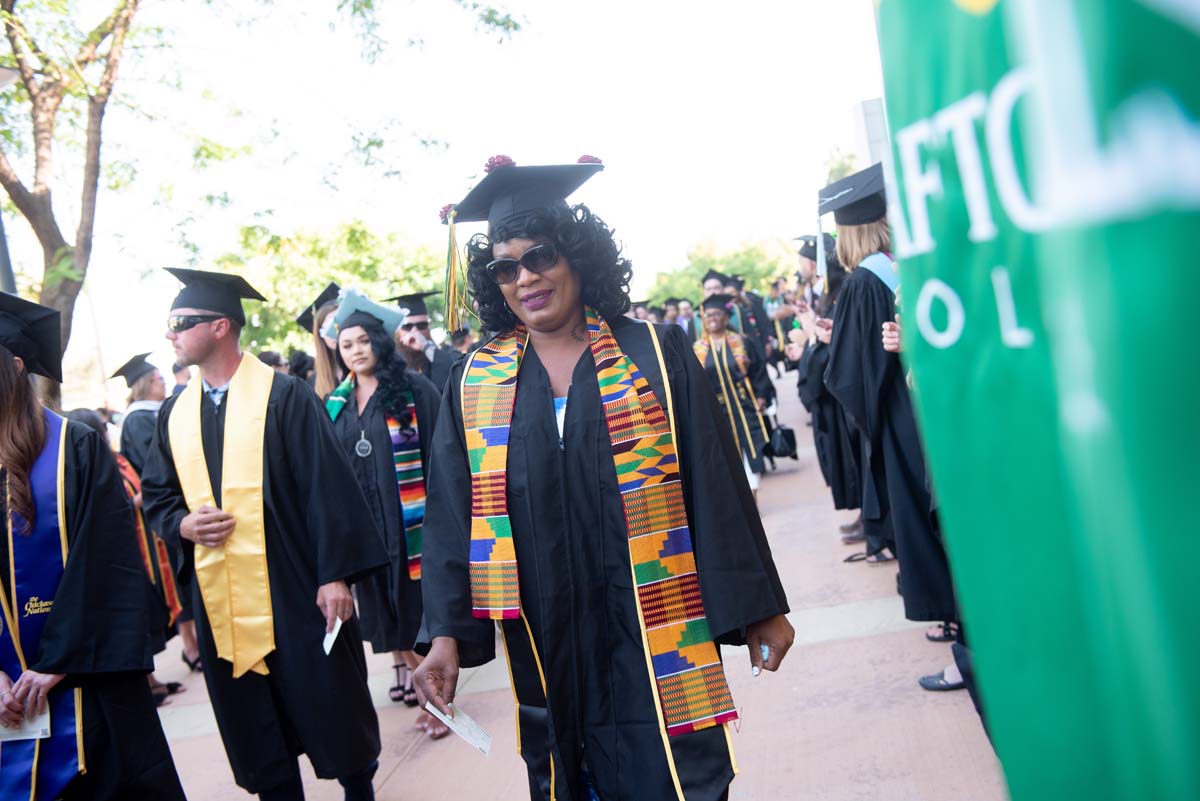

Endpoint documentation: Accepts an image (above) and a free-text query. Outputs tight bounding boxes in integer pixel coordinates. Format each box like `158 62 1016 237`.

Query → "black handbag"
768 421 798 460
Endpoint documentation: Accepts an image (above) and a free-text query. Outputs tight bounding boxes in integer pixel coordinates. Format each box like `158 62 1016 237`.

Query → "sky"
3 0 885 406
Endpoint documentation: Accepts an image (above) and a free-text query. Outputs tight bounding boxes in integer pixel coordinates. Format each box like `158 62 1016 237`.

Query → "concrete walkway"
155 372 1008 800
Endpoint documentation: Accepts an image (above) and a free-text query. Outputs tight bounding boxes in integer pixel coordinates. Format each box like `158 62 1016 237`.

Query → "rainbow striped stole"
463 309 738 736
326 376 425 580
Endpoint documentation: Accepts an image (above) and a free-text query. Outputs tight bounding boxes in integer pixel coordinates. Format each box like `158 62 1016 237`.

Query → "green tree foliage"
823 146 858 184
645 240 799 307
214 220 446 353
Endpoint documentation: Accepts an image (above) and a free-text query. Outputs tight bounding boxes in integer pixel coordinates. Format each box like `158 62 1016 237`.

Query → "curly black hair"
466 203 633 333
334 321 415 429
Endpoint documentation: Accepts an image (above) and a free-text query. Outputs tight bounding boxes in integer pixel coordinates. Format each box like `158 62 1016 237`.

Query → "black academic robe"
331 370 440 653
416 346 463 394
0 422 185 801
697 334 770 476
730 299 775 404
422 317 788 801
142 371 388 793
119 406 158 475
824 265 956 621
797 340 861 511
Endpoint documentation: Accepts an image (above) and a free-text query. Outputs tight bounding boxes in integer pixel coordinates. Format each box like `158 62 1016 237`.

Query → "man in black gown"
385 290 463 391
141 269 388 801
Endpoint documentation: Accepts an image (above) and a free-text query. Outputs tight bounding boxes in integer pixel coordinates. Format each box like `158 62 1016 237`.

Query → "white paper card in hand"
0 707 50 742
322 616 343 655
424 702 491 755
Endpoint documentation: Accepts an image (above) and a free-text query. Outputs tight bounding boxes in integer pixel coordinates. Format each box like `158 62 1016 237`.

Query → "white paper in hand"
424 702 491 755
322 616 343 655
0 707 50 742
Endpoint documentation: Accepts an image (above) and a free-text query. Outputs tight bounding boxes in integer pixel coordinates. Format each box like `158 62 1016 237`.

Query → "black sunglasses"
485 242 560 286
168 314 224 333
400 321 430 332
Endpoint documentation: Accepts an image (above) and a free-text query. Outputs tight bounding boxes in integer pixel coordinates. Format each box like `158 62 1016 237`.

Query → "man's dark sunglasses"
400 321 430 332
168 314 224 333
485 242 560 286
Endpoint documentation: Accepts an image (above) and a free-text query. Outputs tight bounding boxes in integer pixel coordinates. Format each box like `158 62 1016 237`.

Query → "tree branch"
73 3 122 69
92 0 137 101
1 0 42 102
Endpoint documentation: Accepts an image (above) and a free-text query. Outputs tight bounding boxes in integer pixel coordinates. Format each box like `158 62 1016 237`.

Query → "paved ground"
154 371 1008 800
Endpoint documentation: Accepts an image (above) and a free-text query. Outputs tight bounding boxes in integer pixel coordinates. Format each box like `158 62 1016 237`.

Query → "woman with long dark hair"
321 289 447 737
415 155 794 801
0 293 185 800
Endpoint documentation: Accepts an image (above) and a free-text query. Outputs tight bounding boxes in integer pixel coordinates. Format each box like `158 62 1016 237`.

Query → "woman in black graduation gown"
0 295 185 801
692 294 770 495
415 155 794 801
322 289 447 734
820 164 957 625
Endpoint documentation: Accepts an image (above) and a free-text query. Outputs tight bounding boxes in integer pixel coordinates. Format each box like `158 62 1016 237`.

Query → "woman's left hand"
10 670 65 720
747 614 795 675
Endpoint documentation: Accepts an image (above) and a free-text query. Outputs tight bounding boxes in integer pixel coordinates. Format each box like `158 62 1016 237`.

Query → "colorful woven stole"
115 453 183 625
326 376 425 580
693 332 749 375
463 308 738 736
0 409 85 800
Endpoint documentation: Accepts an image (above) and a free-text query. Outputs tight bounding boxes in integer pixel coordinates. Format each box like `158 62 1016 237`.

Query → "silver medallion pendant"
355 432 373 458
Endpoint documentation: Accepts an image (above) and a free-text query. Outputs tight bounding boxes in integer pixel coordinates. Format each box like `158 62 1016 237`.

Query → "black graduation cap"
110 352 157 387
796 233 837 262
0 292 62 382
165 268 267 327
296 282 341 333
701 293 735 313
449 159 604 235
701 269 727 286
819 162 887 225
383 291 439 318
664 297 682 307
726 275 746 290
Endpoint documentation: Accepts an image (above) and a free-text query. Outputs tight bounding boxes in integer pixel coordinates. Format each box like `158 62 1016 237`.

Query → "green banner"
876 2 1199 800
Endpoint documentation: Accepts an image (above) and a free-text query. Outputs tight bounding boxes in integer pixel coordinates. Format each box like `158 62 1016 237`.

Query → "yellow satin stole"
168 355 275 678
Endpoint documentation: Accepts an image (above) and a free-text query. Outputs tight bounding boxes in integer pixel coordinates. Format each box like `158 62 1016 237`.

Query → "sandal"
403 670 419 708
181 651 203 673
918 670 965 692
389 664 409 704
925 621 959 643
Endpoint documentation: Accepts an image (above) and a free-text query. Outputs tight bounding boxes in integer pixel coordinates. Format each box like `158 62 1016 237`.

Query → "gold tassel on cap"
441 205 471 332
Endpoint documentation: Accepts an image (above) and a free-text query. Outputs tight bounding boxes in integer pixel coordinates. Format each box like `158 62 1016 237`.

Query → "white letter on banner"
895 119 944 256
935 92 998 243
990 267 1034 348
915 279 965 350
987 68 1053 232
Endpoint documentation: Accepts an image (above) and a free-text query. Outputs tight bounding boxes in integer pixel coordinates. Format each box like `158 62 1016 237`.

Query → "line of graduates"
785 163 965 696
0 153 796 801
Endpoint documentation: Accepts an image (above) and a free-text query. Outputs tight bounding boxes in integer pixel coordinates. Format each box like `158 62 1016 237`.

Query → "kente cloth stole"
326 376 425 580
0 409 86 799
115 453 182 625
168 355 275 678
463 308 739 736
693 333 748 375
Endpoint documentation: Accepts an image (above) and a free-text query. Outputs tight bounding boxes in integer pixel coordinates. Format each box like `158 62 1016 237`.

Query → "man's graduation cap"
0 292 62 381
796 233 836 262
165 268 267 327
111 352 157 387
383 291 439 318
322 288 408 339
296 282 341 334
725 275 746 291
701 269 728 286
818 163 887 226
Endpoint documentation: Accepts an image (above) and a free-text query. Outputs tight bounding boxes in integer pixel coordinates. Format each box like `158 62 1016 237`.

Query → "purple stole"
0 409 83 801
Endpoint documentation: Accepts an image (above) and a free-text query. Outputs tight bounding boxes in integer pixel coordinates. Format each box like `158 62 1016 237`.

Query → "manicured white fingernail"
752 666 761 677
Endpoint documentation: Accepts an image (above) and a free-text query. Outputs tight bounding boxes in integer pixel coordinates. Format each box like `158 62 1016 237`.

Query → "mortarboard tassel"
441 205 471 332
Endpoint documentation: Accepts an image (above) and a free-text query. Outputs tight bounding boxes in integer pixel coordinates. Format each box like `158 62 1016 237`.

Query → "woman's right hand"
0 671 22 728
413 637 460 717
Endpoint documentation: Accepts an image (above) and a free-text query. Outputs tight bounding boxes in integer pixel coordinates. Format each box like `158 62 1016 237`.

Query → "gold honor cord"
704 336 744 457
716 339 758 459
169 355 276 678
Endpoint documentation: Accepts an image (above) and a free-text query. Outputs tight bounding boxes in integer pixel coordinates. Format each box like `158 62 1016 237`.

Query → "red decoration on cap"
439 203 454 223
484 155 516 173
577 154 602 164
